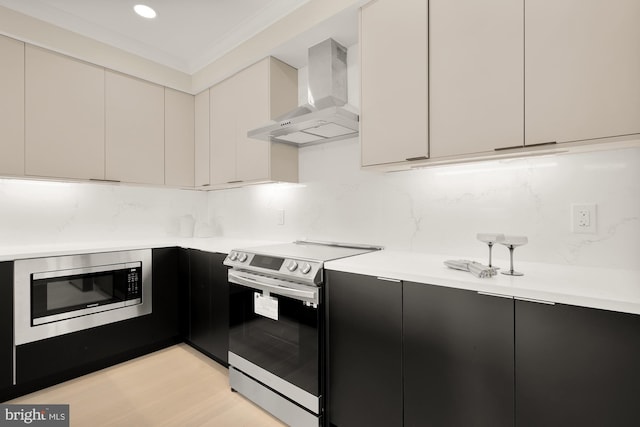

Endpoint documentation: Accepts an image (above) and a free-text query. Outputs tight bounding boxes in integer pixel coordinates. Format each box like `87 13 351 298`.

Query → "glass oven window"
229 283 320 396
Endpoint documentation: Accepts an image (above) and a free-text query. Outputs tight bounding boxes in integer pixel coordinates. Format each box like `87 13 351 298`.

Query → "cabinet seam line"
523 0 526 147
400 280 404 426
513 299 517 427
23 42 26 176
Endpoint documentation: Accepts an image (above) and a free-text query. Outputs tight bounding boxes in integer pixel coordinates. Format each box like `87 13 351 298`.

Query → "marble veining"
208 140 640 270
1 142 638 271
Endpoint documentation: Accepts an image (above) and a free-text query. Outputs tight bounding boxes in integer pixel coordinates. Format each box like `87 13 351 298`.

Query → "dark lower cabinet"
326 270 640 427
1 262 13 399
403 282 514 427
326 271 402 427
515 300 640 427
186 249 229 364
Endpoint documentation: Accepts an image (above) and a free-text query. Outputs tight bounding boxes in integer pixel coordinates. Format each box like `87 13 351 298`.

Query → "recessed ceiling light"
134 4 157 19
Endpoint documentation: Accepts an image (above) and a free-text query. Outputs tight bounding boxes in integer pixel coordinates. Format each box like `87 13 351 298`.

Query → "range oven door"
228 270 322 414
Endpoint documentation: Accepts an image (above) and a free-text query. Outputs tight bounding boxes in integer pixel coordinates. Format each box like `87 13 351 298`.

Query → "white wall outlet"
277 209 285 226
571 203 597 233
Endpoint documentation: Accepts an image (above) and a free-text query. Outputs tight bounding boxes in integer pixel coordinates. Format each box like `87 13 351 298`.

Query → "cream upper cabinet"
165 88 195 187
430 0 523 158
360 0 428 167
194 89 211 187
210 75 238 185
235 58 272 182
210 57 298 187
0 35 24 176
105 71 165 185
525 0 640 145
25 46 105 180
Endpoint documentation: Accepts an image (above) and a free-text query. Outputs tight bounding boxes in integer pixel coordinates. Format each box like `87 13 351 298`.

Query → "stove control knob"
287 260 298 272
238 253 248 263
229 252 238 261
301 263 312 274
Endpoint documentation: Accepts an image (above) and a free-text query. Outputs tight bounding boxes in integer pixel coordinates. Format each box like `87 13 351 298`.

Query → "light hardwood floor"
8 343 286 427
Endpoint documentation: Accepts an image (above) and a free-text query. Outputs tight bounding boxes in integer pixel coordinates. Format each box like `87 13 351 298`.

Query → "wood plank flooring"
8 343 286 427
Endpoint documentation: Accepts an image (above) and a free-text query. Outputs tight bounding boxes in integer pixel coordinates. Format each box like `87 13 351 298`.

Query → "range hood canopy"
247 38 359 146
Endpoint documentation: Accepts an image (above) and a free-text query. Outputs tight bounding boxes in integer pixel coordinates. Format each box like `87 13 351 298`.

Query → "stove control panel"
224 251 323 284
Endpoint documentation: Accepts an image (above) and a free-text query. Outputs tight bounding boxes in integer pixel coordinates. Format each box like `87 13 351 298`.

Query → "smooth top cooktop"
236 240 383 262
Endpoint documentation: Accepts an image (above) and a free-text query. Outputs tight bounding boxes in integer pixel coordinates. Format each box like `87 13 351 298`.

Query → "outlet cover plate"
571 203 597 234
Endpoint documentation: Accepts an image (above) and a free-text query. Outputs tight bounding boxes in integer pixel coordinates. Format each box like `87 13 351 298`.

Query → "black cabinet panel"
178 248 190 339
1 262 13 394
151 247 181 340
210 253 229 364
403 282 514 427
515 301 640 427
326 271 402 427
189 249 211 349
186 250 229 364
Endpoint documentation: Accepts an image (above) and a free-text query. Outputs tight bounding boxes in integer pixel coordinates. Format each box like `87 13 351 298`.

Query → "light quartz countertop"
2 240 638 315
0 237 282 262
325 250 640 315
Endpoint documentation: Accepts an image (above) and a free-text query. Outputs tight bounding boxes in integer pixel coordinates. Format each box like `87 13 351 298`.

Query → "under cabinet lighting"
435 161 558 176
134 4 157 19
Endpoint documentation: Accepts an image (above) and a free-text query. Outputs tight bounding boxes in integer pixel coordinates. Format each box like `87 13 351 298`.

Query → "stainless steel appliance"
14 249 152 346
247 38 359 146
224 240 381 427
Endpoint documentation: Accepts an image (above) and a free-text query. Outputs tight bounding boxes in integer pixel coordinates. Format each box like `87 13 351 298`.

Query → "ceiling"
0 0 329 74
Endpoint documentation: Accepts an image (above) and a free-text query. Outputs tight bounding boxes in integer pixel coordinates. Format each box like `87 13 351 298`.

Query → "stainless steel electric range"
224 240 382 427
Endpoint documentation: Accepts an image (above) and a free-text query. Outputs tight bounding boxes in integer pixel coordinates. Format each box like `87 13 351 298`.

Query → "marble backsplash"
207 140 640 270
0 179 208 246
0 141 638 270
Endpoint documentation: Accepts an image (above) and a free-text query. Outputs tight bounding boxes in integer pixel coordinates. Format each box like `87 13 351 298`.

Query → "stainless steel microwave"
14 249 152 345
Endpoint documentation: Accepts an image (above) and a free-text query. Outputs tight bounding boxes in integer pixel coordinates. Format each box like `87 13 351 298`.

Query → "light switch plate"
571 203 597 234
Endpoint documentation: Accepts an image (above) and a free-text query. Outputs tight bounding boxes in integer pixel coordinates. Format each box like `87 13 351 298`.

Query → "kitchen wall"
0 179 207 247
207 139 640 270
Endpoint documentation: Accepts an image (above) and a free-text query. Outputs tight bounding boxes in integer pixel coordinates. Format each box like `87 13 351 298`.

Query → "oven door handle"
228 270 319 305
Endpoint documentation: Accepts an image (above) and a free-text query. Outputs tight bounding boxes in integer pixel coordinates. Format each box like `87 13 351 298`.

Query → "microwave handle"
32 262 140 281
228 270 319 304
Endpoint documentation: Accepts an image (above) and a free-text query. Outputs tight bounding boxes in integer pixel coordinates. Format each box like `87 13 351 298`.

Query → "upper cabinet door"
25 46 105 180
209 57 298 187
360 0 428 166
165 88 195 187
235 58 271 182
430 0 524 157
105 71 165 185
194 89 211 187
525 0 640 145
210 76 238 185
0 35 24 177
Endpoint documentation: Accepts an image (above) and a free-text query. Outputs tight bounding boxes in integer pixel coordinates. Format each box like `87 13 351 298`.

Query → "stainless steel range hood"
247 38 359 146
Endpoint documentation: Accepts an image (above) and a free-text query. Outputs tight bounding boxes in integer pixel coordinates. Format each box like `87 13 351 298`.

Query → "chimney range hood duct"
247 38 359 146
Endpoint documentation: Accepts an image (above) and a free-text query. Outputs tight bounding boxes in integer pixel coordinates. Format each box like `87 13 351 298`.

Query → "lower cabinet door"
326 271 402 427
188 249 212 352
515 300 640 427
187 250 229 364
403 282 514 427
1 262 13 396
209 253 229 364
